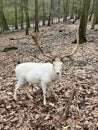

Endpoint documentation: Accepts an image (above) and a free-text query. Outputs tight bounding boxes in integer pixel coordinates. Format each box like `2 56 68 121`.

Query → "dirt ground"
0 23 98 130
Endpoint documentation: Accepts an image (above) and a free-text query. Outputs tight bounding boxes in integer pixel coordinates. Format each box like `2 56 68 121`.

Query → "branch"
63 88 76 121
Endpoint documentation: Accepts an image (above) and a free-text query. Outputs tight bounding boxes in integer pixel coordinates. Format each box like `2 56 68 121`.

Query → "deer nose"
56 72 59 75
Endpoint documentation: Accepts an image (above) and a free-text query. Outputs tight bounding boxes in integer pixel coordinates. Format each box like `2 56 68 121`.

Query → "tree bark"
14 0 18 29
96 10 98 24
42 0 46 25
70 0 74 19
24 0 30 35
34 0 39 32
63 0 68 22
79 0 90 43
89 0 95 22
0 0 9 32
77 0 83 19
91 0 98 29
20 0 24 29
57 0 61 23
95 9 98 24
47 0 53 26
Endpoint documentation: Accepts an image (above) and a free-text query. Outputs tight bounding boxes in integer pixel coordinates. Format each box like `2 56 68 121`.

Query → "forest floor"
0 22 98 130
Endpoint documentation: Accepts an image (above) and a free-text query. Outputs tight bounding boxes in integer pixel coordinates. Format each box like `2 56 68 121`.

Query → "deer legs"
14 79 25 100
14 80 34 100
41 82 47 105
14 80 49 105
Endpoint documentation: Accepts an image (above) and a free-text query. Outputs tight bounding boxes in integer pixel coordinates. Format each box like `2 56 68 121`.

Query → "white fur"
14 59 62 105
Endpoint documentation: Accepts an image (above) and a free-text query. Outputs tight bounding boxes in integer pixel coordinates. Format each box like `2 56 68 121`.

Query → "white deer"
14 30 79 105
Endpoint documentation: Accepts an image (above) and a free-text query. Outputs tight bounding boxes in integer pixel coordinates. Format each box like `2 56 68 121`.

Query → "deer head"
29 30 79 76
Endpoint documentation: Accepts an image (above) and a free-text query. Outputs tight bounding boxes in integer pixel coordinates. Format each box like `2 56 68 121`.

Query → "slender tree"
34 0 39 32
89 0 95 22
14 0 18 29
0 0 9 32
95 3 98 24
24 0 30 35
63 0 68 22
20 0 24 29
57 0 61 23
91 0 98 29
47 0 53 26
79 0 90 43
70 0 74 19
0 18 2 32
42 0 46 25
77 0 83 19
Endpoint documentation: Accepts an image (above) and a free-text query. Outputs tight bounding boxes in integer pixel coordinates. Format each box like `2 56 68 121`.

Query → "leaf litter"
0 23 98 130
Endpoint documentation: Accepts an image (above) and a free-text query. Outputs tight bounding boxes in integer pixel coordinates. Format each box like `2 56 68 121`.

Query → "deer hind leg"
14 79 25 100
47 86 51 98
41 82 47 105
26 86 33 99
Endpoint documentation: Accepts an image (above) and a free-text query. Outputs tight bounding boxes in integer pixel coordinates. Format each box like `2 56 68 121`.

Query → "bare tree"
89 0 95 22
42 0 46 25
14 0 18 29
57 0 61 23
70 0 74 19
34 0 39 32
91 0 98 29
63 0 68 22
77 0 83 19
0 0 9 32
20 0 24 29
95 2 98 24
47 0 53 26
79 0 90 43
23 0 30 35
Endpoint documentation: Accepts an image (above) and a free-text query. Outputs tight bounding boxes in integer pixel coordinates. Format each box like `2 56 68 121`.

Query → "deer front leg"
41 82 47 105
47 85 51 98
26 86 33 99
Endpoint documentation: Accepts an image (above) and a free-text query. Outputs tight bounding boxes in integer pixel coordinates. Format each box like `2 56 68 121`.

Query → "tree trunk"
20 0 24 29
70 0 74 19
42 0 46 25
63 0 68 22
95 5 98 24
0 18 2 32
96 10 98 24
77 1 83 19
0 0 9 32
14 0 18 29
57 0 61 23
79 0 90 44
89 0 95 22
24 0 30 35
91 0 98 29
2 13 9 31
47 0 53 26
34 0 39 32
95 0 98 24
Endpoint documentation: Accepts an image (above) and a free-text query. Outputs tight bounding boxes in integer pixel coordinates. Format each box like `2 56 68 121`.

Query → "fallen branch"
63 88 76 121
2 45 18 52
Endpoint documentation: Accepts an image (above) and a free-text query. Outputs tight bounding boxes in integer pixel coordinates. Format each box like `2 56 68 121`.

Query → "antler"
61 29 79 60
30 32 55 60
30 29 79 61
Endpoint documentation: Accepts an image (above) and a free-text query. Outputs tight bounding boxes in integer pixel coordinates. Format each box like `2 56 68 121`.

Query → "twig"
63 88 76 121
0 115 15 124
